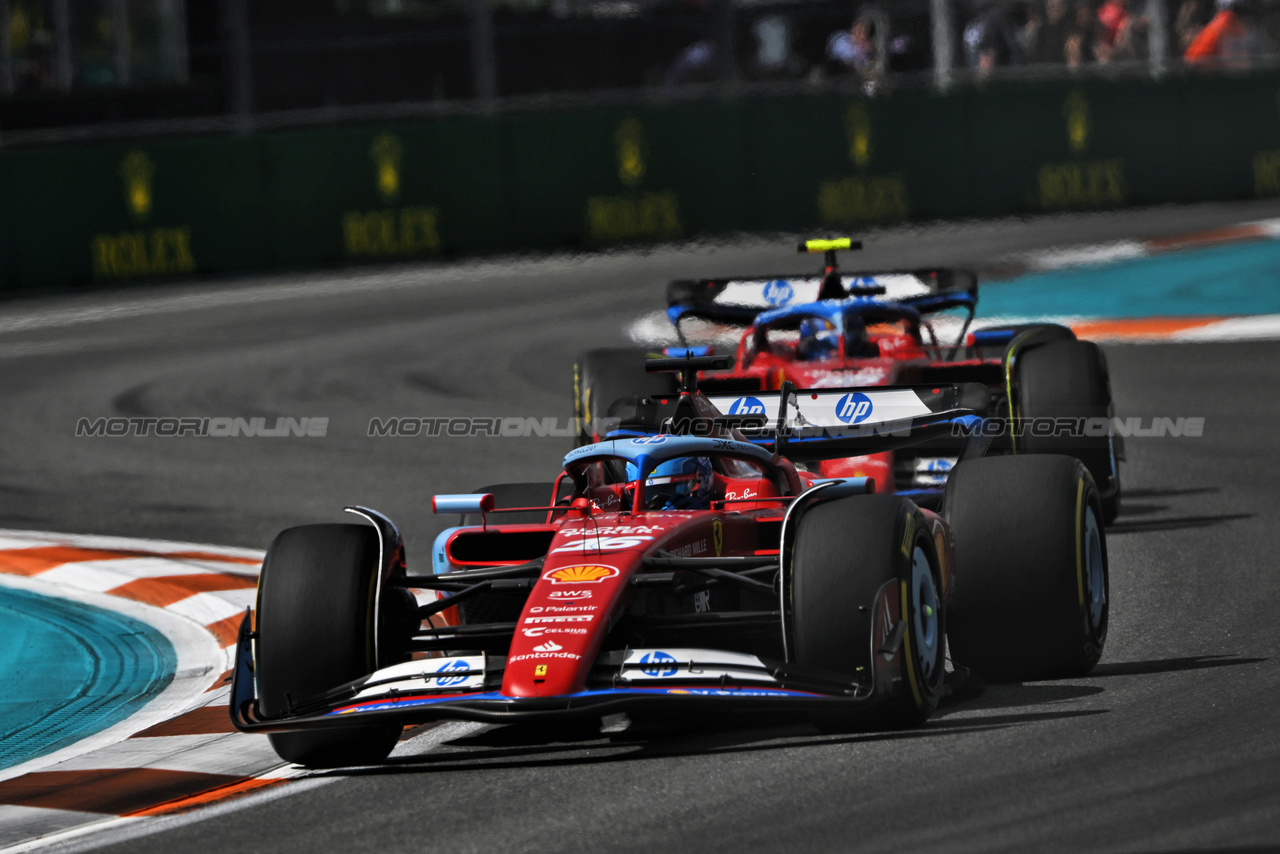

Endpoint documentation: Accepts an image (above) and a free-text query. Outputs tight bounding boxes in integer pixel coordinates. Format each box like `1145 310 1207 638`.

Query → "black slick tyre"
572 348 674 445
791 495 945 729
1015 339 1121 523
944 455 1108 682
256 524 402 768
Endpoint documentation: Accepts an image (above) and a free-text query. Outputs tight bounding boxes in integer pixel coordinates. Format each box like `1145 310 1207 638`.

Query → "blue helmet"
798 317 839 360
626 456 714 510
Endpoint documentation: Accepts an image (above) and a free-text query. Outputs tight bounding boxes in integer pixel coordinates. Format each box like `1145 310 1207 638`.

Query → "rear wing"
705 382 989 461
666 269 978 328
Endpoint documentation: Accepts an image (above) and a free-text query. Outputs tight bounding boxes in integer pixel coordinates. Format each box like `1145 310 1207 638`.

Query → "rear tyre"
1016 340 1121 523
791 495 945 729
256 524 402 768
573 348 674 445
944 455 1108 682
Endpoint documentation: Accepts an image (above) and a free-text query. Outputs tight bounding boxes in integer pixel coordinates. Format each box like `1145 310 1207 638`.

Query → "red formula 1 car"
232 356 1109 769
573 239 1122 522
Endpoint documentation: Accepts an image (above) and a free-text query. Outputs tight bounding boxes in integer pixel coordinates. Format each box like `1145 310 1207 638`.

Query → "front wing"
229 578 910 732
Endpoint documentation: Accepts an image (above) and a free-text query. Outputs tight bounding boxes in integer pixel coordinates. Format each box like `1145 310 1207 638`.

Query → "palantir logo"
763 279 794 306
728 397 766 416
835 392 874 424
434 659 470 687
640 651 678 677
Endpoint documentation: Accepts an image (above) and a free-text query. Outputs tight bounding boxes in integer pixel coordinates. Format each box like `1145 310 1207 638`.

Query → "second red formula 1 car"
574 239 1122 522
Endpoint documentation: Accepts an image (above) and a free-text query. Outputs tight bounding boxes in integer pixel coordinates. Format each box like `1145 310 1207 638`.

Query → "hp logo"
727 397 766 415
434 659 470 687
835 392 874 424
639 651 678 677
763 279 794 306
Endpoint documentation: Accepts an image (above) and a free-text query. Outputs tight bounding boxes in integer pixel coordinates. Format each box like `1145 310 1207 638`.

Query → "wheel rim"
1083 506 1106 633
911 544 940 682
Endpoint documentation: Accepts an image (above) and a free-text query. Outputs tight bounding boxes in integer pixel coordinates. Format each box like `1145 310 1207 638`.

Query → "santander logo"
533 639 563 652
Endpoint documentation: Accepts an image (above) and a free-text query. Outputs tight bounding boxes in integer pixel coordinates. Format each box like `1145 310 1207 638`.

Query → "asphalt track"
3 199 1280 853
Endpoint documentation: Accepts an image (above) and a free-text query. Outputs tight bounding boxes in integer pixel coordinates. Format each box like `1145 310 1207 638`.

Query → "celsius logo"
728 397 766 415
763 279 793 306
639 651 678 677
835 392 874 424
433 659 470 687
533 639 563 652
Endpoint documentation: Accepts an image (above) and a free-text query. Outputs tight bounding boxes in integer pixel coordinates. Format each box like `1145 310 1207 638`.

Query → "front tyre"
944 455 1108 682
791 495 946 729
256 524 402 768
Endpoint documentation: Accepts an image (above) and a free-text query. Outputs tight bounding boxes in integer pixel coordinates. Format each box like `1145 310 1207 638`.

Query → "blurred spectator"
1094 0 1131 61
662 40 718 89
747 14 808 81
823 13 884 90
964 3 1024 71
1064 1 1097 66
1176 0 1211 51
1184 0 1270 62
1023 0 1072 62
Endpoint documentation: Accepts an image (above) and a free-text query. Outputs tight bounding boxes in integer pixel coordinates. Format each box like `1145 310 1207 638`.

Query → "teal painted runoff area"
979 239 1280 320
0 585 176 771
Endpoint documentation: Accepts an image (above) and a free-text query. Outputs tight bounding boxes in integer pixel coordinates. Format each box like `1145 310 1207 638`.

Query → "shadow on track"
935 682 1106 714
1108 512 1253 534
1090 654 1267 677
1120 486 1221 500
319 707 1107 779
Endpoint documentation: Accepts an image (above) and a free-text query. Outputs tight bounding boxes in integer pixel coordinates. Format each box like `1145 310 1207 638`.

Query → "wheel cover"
1083 506 1106 632
910 545 941 682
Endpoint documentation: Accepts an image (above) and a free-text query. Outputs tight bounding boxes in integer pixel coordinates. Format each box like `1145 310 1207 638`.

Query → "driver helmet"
843 314 879 358
798 317 839 361
626 456 714 510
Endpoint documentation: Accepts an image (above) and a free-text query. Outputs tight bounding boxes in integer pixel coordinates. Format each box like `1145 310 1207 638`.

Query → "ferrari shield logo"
535 664 548 677
712 520 723 557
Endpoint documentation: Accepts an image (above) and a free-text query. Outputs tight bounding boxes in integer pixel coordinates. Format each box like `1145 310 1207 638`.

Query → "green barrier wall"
2 69 1278 293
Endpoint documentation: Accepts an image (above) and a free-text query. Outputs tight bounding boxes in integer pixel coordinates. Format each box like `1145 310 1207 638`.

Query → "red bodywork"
697 323 1003 491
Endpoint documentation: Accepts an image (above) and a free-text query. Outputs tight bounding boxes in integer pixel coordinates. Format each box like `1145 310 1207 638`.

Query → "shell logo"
544 564 619 584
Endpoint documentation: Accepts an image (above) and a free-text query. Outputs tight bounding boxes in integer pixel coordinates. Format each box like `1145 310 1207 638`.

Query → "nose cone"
501 559 633 698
